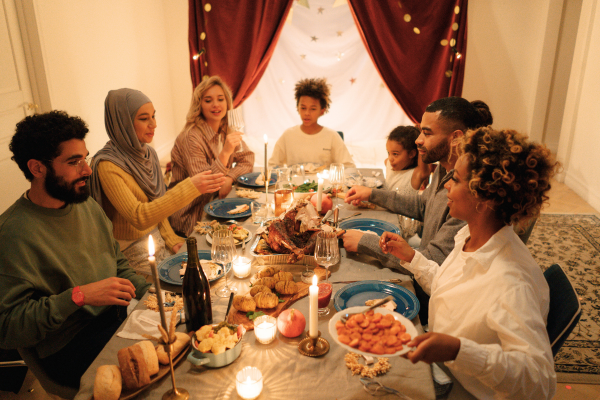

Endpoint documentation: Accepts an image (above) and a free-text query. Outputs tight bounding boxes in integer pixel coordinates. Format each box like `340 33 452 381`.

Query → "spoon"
341 295 394 323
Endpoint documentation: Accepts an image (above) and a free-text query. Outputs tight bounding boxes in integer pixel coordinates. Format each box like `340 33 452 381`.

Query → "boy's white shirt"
268 125 355 168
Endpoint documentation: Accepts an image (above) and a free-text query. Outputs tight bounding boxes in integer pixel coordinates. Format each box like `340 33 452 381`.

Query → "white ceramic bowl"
187 325 245 368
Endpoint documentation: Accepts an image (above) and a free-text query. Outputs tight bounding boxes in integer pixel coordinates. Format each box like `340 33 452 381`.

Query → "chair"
17 347 78 399
514 217 537 245
543 263 582 357
337 131 344 141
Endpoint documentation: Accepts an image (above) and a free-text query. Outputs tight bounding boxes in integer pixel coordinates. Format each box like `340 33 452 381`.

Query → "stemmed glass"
211 229 237 297
227 108 245 153
329 163 345 208
314 231 340 316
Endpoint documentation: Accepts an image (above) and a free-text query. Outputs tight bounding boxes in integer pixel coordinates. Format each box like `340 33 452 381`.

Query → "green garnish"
294 180 318 192
246 311 265 320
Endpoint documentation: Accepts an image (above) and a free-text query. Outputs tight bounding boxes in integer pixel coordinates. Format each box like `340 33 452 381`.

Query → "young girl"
384 125 419 195
268 78 355 168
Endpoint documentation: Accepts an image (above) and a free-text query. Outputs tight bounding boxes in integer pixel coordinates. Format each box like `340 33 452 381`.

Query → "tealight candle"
309 275 319 337
233 256 251 278
236 366 263 400
254 315 277 344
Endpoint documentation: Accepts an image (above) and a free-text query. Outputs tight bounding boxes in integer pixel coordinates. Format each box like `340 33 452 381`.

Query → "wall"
462 1 556 134
31 0 180 160
557 0 600 210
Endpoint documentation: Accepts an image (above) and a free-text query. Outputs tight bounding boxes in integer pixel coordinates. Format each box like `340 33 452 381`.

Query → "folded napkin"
117 309 184 340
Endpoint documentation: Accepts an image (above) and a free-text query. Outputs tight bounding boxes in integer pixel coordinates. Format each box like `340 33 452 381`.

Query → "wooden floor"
1 179 598 400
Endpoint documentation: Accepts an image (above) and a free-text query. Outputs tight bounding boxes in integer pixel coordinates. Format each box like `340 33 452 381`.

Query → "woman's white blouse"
408 225 556 399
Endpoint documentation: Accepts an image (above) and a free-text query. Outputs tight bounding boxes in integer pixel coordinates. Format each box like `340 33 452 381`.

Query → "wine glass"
329 163 345 208
211 229 237 297
227 108 245 153
313 231 340 316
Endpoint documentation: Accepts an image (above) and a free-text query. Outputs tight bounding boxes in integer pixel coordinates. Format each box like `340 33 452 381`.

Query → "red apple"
310 193 332 213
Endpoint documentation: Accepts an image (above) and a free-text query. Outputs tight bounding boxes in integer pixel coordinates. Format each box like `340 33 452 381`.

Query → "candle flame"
263 134 268 144
312 274 318 286
148 236 155 257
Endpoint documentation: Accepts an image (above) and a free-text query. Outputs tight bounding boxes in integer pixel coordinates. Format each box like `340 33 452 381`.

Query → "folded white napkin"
117 309 184 340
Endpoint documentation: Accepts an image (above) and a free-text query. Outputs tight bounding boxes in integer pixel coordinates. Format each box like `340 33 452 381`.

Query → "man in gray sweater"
343 97 492 323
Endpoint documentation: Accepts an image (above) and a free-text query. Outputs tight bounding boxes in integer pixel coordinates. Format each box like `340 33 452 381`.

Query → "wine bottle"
183 237 213 332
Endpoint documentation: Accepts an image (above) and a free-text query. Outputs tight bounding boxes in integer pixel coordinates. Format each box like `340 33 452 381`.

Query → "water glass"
211 229 237 297
329 163 345 206
251 202 268 224
227 108 245 153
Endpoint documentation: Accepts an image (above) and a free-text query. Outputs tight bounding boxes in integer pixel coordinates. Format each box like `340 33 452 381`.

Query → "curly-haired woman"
268 77 355 168
168 76 254 236
379 127 558 399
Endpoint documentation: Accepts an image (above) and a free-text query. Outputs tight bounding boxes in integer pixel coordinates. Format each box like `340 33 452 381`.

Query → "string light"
192 48 206 61
452 46 462 59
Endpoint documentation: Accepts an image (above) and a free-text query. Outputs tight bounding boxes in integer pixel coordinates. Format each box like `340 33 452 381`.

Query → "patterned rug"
527 213 600 383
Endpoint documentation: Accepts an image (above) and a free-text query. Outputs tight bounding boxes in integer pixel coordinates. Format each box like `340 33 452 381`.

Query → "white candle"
309 275 319 337
232 256 251 278
263 134 268 173
254 315 277 344
148 236 168 334
236 367 263 400
316 173 323 213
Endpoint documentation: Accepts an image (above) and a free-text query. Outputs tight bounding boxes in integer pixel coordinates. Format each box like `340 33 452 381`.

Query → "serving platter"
157 251 231 286
333 280 419 320
328 306 418 357
338 218 400 236
204 198 257 219
237 172 277 187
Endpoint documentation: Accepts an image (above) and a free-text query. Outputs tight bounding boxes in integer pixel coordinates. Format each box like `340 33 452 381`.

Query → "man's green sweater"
0 196 150 358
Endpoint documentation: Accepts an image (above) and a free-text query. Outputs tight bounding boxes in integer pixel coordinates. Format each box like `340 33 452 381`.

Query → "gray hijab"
90 88 166 208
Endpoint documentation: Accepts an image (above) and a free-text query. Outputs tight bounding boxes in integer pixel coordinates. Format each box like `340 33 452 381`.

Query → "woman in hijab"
90 88 225 276
169 76 254 236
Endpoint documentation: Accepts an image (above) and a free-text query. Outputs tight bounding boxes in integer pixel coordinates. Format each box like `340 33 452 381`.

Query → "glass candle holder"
253 315 277 344
233 256 252 278
236 366 263 400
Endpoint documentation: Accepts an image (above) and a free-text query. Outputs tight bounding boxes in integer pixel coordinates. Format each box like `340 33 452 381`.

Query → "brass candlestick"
149 256 189 400
298 330 330 357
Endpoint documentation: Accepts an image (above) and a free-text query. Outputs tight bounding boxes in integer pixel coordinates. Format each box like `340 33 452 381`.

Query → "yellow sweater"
97 161 200 250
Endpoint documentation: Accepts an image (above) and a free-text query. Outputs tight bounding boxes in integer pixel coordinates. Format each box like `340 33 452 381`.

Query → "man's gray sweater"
357 166 466 272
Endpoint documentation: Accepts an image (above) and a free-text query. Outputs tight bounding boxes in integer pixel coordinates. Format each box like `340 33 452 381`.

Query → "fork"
341 295 394 323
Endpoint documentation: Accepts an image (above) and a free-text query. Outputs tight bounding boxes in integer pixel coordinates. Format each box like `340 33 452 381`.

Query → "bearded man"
343 97 492 324
0 111 150 389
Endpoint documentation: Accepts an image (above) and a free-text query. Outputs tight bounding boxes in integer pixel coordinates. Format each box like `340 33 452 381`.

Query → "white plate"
206 230 252 246
328 306 418 357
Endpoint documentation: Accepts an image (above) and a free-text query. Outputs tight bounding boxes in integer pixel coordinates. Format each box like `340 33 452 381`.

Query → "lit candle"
309 275 319 337
263 134 268 176
236 367 263 400
232 256 251 278
254 315 277 344
148 236 168 333
316 173 324 213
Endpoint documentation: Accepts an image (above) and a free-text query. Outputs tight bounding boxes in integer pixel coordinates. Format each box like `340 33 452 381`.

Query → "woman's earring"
476 202 485 214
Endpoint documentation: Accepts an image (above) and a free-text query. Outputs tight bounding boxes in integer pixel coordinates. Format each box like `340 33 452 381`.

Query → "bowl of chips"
187 322 245 368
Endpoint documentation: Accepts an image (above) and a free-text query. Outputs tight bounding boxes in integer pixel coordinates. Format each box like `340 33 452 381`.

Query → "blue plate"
204 198 258 219
338 218 400 236
157 251 231 286
237 172 277 187
333 280 419 320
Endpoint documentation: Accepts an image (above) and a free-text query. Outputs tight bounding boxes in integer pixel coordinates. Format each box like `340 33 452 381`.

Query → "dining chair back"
543 263 582 357
337 131 344 141
17 347 78 399
515 217 537 245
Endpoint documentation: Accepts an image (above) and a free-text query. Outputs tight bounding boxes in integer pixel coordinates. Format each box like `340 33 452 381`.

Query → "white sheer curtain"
241 0 412 170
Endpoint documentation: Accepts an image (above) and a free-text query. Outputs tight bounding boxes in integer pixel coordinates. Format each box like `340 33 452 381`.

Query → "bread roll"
254 292 279 309
93 365 121 400
233 295 256 312
275 280 298 295
135 340 159 376
254 277 277 289
117 345 150 390
249 285 271 297
257 266 279 278
272 271 293 282
156 332 191 365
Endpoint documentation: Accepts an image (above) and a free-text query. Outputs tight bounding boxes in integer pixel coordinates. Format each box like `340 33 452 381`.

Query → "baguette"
93 365 121 400
156 332 191 365
117 345 150 390
135 340 159 376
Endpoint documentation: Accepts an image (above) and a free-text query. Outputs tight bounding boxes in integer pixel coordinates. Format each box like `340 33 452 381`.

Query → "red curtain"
348 0 469 123
188 0 293 107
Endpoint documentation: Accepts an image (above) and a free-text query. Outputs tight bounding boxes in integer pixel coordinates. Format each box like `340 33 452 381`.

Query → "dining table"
74 167 473 400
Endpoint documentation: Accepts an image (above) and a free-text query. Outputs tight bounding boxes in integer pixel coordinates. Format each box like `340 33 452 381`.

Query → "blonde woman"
169 76 254 236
